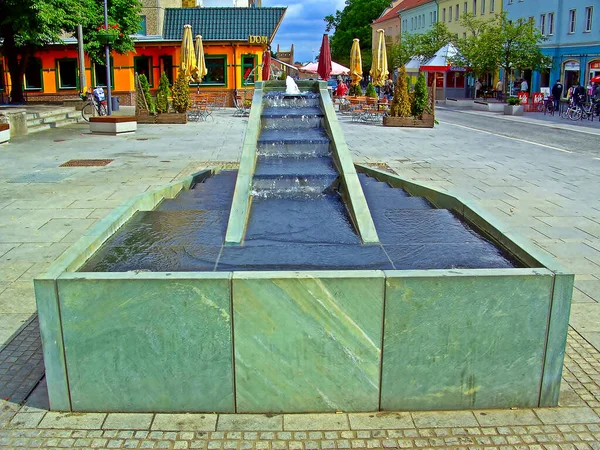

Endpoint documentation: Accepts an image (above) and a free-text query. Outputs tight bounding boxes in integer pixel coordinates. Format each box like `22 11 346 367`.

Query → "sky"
262 0 347 63
203 0 347 63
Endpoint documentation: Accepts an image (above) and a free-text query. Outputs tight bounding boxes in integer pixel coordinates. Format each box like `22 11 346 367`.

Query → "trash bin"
111 96 120 112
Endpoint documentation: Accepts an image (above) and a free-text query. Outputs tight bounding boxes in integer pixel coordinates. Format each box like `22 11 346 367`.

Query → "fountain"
285 75 301 95
34 80 573 414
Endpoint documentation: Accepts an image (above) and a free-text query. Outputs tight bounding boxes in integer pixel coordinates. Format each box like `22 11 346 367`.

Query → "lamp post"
104 0 113 115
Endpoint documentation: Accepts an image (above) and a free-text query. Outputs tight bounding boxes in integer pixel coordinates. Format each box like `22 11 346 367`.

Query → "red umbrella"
262 49 271 81
591 75 600 83
317 34 332 81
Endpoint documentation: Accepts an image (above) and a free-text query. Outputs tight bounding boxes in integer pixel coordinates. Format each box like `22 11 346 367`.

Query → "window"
490 0 494 12
411 18 414 30
24 58 43 90
443 8 446 22
456 4 459 20
540 14 546 35
463 32 467 38
418 15 421 27
56 58 78 89
585 7 593 32
449 6 452 21
138 15 147 35
204 56 226 85
433 10 437 22
473 0 477 15
508 0 513 4
464 2 467 14
430 11 432 24
159 55 173 85
0 61 5 91
242 55 256 85
481 0 485 15
548 12 554 34
93 61 114 89
134 56 153 85
569 9 576 33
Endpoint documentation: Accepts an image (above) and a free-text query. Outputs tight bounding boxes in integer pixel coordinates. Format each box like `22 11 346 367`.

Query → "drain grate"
60 159 114 167
9 171 73 183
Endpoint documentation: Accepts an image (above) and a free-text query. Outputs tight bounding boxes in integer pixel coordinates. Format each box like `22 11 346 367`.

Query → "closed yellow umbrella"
194 34 208 83
370 29 389 87
349 38 363 86
180 25 198 82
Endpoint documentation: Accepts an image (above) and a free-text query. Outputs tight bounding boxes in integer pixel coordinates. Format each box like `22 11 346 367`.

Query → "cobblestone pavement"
1 108 600 448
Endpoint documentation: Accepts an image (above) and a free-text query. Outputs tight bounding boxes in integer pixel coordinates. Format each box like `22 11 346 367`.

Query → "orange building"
0 7 286 106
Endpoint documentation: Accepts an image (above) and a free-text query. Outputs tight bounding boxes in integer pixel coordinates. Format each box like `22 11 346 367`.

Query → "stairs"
26 107 83 134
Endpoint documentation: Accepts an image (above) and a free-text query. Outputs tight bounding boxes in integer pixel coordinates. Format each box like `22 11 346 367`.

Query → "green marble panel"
33 279 71 411
57 273 234 412
233 271 385 413
540 273 574 406
381 269 554 411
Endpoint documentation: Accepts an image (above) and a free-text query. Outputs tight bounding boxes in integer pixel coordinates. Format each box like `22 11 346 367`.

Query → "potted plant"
96 24 123 45
384 68 434 128
504 97 524 116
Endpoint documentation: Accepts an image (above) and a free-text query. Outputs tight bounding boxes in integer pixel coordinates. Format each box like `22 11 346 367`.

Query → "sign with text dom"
249 35 268 44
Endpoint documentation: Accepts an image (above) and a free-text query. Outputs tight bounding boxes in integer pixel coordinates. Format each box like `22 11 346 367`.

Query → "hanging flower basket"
97 33 118 44
96 24 122 45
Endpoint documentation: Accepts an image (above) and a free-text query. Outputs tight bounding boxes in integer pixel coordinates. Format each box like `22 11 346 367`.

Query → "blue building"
504 0 600 96
400 0 439 36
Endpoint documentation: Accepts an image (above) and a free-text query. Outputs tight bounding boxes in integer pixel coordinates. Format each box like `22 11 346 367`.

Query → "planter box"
383 114 434 128
89 116 137 135
504 105 524 116
136 111 157 124
155 113 187 124
0 123 10 143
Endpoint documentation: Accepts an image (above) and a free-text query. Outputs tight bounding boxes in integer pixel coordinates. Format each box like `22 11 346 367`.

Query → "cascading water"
285 76 301 95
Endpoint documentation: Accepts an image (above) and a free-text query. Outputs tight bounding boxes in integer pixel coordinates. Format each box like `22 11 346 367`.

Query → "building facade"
371 0 404 53
0 7 286 106
400 0 438 36
504 0 600 95
437 0 501 39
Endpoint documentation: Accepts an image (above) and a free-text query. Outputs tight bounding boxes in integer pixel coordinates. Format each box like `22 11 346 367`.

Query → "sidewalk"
0 109 599 448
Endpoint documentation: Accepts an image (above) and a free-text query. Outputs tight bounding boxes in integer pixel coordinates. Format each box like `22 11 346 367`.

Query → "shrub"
507 97 521 106
155 72 171 114
390 66 411 118
349 83 363 96
138 74 156 115
411 73 429 119
172 71 192 113
365 82 378 98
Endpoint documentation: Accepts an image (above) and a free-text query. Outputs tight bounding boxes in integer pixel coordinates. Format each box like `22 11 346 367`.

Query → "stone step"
27 118 82 135
25 106 77 121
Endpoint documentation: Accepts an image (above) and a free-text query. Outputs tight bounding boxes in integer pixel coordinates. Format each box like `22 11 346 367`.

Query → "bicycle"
568 101 597 121
81 88 107 122
537 96 555 115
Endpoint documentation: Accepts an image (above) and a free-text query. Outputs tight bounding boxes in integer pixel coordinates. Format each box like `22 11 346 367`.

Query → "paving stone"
38 412 106 429
103 413 154 430
9 412 45 429
152 414 218 431
411 411 479 428
348 412 413 430
217 414 283 431
283 414 349 431
535 407 600 425
475 409 542 426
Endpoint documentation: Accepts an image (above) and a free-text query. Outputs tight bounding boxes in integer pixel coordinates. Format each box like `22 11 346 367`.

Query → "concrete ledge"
446 98 473 107
89 116 137 135
488 102 505 112
473 101 489 112
0 126 9 143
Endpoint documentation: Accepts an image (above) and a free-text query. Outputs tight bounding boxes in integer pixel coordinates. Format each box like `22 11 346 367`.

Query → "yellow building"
437 0 501 38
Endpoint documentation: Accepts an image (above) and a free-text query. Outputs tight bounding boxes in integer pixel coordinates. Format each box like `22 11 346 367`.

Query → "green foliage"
0 0 142 103
278 71 287 81
324 0 390 66
390 66 411 118
349 83 363 96
138 74 155 114
365 82 377 98
506 97 521 106
171 72 192 114
411 73 429 119
155 72 171 114
388 23 453 68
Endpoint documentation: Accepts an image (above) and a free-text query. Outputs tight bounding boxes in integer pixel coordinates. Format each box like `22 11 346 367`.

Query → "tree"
171 72 191 114
0 0 141 104
324 0 389 66
390 66 411 117
388 23 453 69
411 73 429 118
365 82 377 98
452 12 551 97
155 72 171 114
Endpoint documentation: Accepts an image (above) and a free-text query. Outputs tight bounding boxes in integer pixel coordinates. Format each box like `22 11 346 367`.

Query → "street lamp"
104 0 113 115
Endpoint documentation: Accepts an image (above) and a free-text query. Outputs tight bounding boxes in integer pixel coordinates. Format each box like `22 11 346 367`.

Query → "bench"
89 116 137 135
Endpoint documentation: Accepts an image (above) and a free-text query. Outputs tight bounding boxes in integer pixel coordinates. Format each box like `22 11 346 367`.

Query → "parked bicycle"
81 86 107 121
537 95 555 115
568 101 598 121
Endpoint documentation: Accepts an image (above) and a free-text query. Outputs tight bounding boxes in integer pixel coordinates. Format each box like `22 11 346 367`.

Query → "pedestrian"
573 81 586 106
592 82 600 116
551 80 563 112
475 79 482 98
496 79 504 102
520 78 529 93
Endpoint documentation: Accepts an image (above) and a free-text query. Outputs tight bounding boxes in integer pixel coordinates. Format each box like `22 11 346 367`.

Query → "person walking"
551 80 563 112
496 79 504 102
520 78 529 93
592 82 600 116
475 79 482 98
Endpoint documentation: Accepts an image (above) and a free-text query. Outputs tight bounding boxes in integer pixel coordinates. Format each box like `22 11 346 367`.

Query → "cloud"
263 0 346 62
